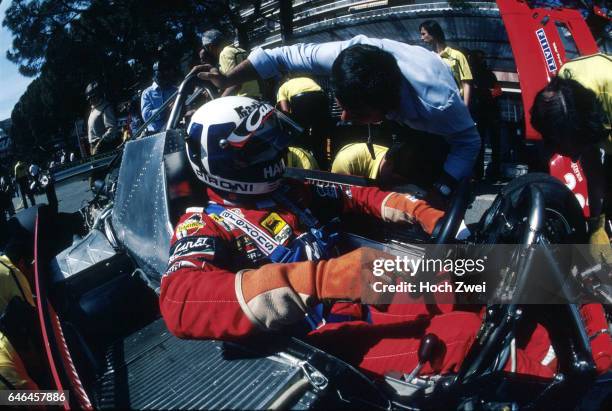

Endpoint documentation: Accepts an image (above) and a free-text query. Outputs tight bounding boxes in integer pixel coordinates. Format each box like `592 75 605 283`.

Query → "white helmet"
186 96 302 195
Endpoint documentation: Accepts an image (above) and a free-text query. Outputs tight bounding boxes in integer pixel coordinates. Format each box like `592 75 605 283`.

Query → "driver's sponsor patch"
220 209 277 255
235 235 265 263
175 214 205 239
209 213 233 231
169 236 215 263
164 260 198 277
260 212 292 244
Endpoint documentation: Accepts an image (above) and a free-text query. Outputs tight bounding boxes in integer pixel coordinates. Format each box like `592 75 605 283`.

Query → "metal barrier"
53 152 117 183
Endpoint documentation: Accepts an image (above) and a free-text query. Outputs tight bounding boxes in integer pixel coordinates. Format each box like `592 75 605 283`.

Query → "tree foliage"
2 0 266 157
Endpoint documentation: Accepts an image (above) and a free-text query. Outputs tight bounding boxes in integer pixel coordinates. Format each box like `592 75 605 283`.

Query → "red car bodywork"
497 0 599 141
497 0 601 216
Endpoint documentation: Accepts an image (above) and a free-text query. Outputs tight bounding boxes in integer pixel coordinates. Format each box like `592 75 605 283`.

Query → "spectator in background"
141 60 178 134
0 174 15 221
86 81 119 155
277 77 331 168
468 50 502 180
13 161 34 209
420 20 472 106
28 165 57 213
200 29 261 98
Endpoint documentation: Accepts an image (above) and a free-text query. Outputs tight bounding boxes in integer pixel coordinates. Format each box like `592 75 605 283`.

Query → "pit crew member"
195 35 481 198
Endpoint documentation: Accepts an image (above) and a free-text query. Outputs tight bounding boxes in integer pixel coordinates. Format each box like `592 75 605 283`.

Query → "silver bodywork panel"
111 131 184 282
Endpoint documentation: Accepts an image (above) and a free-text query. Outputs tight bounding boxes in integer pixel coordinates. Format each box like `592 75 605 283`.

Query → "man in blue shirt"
197 35 480 196
141 60 178 133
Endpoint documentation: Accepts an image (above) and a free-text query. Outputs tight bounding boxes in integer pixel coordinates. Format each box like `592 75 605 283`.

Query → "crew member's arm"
462 81 472 107
276 82 291 113
140 90 156 124
198 39 346 88
278 99 290 113
443 126 481 182
101 105 118 141
457 51 473 107
218 48 245 97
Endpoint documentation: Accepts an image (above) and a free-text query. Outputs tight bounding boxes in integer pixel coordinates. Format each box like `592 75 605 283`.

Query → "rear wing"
497 0 599 139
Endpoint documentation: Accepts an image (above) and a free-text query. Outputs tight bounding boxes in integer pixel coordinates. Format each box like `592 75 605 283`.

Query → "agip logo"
535 28 557 72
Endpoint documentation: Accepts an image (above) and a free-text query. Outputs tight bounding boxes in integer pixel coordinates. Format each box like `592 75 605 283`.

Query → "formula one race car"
19 70 610 410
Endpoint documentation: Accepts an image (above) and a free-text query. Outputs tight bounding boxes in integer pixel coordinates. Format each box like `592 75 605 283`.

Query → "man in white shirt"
196 36 480 196
86 81 118 155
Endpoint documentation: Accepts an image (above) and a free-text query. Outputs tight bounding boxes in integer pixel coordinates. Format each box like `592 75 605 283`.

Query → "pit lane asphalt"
10 175 94 214
10 176 502 224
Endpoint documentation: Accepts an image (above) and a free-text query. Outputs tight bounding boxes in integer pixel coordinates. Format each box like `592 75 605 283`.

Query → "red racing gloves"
380 193 445 235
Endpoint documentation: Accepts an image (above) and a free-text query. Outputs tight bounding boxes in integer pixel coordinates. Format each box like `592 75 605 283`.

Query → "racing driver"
160 97 561 378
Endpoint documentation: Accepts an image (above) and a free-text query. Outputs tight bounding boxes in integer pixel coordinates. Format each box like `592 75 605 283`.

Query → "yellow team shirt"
331 143 389 179
277 78 322 103
0 255 38 390
286 146 319 170
439 46 473 94
558 53 612 154
0 255 34 311
219 45 262 98
0 334 38 390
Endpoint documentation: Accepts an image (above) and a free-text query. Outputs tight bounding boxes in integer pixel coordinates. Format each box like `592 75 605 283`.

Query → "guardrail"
53 152 118 183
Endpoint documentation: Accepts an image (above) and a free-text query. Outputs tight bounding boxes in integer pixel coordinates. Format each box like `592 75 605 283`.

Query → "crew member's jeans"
474 117 501 180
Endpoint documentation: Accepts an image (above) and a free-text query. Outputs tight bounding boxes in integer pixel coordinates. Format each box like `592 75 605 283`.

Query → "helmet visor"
229 108 303 168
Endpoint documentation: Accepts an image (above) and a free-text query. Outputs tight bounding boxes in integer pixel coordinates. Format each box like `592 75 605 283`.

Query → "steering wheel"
433 178 471 244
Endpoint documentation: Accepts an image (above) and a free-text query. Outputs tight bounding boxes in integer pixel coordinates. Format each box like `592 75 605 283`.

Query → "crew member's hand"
425 171 459 210
236 248 396 330
195 65 228 89
187 64 210 77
